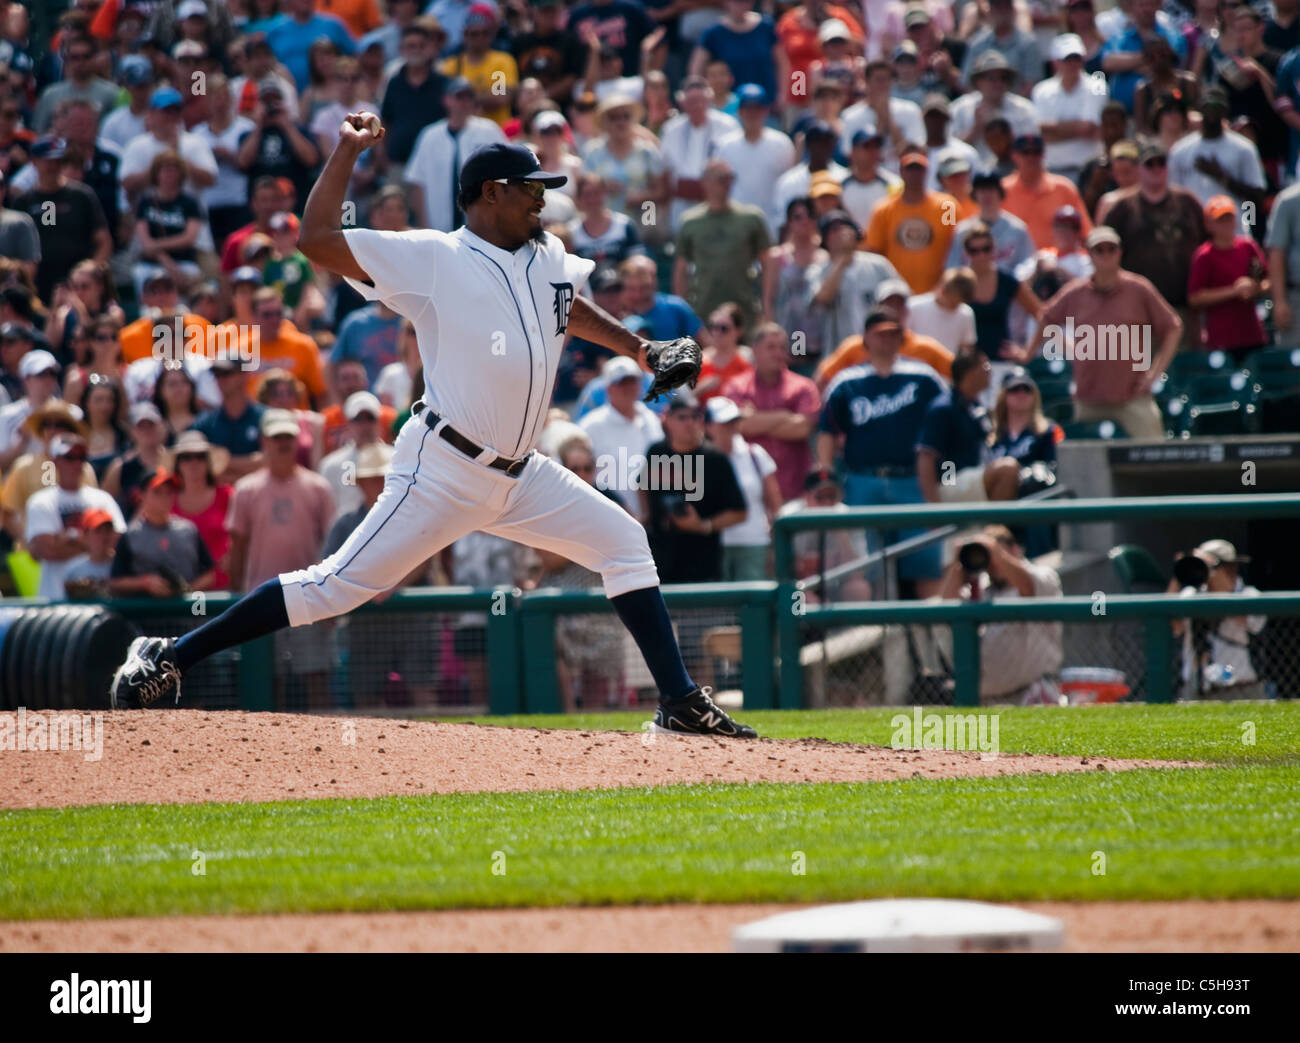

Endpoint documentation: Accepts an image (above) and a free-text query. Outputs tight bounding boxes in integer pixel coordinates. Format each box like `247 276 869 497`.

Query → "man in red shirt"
219 176 289 274
1187 195 1270 363
1028 226 1180 440
722 322 821 503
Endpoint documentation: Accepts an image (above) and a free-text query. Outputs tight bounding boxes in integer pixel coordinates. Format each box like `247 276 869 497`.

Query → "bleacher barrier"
2 495 1299 713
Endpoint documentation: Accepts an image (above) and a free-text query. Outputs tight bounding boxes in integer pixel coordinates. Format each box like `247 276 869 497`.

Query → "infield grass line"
1 764 1297 919
442 702 1300 765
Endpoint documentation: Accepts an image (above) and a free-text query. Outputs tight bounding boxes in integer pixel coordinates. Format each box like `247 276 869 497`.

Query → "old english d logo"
551 281 574 335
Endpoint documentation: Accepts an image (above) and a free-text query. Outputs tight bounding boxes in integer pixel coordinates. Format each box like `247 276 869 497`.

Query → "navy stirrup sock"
610 585 695 702
174 578 291 673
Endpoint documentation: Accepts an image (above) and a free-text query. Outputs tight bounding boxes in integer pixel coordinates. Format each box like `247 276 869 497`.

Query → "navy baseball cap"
30 136 67 160
804 119 836 141
971 168 1006 193
460 143 568 196
736 83 770 107
851 128 885 148
446 76 475 97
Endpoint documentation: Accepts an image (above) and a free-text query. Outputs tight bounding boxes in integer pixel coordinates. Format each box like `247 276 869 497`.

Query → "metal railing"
772 493 1300 708
6 494 1299 712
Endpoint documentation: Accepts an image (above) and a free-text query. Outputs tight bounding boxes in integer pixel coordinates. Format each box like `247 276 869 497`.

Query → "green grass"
445 702 1300 765
3 765 1298 919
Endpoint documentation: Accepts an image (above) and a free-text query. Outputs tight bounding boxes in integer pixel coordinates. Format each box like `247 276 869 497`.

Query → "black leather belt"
415 401 531 477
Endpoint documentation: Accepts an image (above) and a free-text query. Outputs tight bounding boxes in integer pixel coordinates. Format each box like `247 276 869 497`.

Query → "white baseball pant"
280 412 661 627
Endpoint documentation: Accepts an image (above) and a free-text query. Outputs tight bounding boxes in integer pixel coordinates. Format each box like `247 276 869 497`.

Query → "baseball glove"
642 337 702 402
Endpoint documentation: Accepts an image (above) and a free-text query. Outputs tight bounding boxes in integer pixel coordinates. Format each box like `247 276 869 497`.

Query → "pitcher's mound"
0 710 1194 809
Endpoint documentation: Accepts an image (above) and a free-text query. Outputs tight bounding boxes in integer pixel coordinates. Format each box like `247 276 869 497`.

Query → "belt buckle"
505 454 529 477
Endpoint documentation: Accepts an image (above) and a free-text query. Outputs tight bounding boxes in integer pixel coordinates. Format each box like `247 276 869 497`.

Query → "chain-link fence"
124 608 504 713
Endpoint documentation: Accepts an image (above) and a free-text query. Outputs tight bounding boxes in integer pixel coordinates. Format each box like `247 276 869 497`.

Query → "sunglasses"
709 322 734 332
1142 157 1167 168
1089 242 1120 254
176 452 207 463
966 243 993 255
1006 385 1033 394
493 178 547 200
570 462 595 473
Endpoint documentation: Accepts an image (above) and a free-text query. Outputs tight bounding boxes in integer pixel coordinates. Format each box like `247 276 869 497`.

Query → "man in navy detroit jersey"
111 114 756 739
816 309 947 596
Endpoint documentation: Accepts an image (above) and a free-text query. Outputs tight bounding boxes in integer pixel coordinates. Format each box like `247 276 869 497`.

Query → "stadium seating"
1246 348 1300 434
1174 370 1260 438
1061 419 1127 440
1108 544 1168 594
1035 374 1075 425
1027 357 1072 383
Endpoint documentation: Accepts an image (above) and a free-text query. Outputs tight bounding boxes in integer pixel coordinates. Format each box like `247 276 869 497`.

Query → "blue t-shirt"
624 293 702 342
267 14 357 90
915 390 993 472
194 402 268 458
819 360 946 471
699 17 778 99
332 304 403 386
1101 24 1186 111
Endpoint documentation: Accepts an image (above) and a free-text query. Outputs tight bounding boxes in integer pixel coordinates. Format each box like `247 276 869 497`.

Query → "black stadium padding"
0 606 139 710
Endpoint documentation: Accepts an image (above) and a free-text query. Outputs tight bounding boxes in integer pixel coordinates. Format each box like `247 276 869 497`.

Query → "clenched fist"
340 111 385 150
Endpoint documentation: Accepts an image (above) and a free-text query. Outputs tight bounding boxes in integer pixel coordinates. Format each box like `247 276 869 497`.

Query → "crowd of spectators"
1 0 1298 702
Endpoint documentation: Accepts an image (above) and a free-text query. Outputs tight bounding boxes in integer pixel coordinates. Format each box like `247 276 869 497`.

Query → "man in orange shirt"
814 278 954 389
226 288 327 407
863 148 956 294
1000 133 1092 249
317 0 383 38
119 272 212 364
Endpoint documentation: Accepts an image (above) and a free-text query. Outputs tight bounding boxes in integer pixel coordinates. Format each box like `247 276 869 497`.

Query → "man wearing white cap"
578 354 663 519
1031 34 1108 183
0 349 69 470
703 395 781 580
319 391 391 519
1167 540 1268 701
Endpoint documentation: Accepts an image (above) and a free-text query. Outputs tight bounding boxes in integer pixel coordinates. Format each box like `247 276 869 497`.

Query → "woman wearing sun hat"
170 429 235 590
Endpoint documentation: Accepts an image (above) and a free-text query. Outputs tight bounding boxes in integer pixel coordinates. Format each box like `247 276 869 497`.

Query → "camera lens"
1174 554 1210 588
958 542 990 573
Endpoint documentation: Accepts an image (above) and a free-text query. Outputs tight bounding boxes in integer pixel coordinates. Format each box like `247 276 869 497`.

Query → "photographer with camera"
1167 540 1267 701
937 524 1063 704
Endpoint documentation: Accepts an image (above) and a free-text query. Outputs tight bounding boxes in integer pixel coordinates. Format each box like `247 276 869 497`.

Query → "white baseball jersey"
278 226 661 629
342 226 596 459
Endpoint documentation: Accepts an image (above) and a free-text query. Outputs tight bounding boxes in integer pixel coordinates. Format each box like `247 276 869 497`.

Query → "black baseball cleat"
651 685 758 738
110 636 183 709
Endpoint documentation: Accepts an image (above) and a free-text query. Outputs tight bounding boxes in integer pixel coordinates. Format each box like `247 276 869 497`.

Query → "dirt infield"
0 709 1193 809
3 901 1296 952
5 709 1263 953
